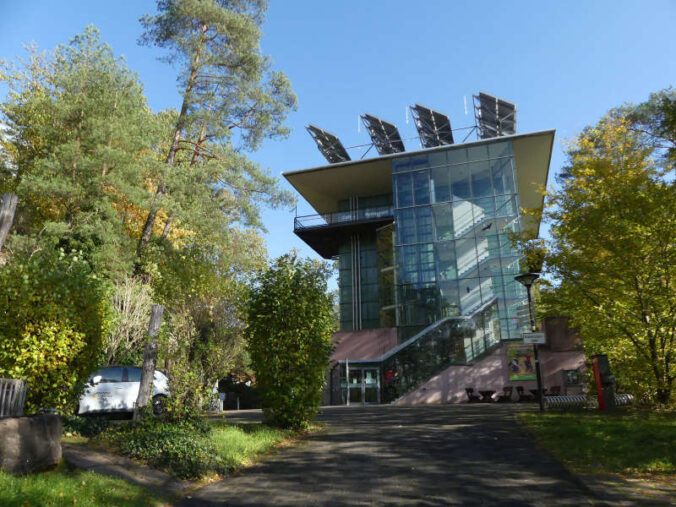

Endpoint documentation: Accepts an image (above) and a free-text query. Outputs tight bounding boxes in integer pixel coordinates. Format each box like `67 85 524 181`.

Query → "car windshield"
93 367 124 383
126 367 142 382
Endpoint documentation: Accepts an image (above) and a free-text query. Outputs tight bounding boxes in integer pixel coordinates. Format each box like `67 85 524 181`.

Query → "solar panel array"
360 114 406 155
473 92 517 139
306 124 351 164
410 104 454 148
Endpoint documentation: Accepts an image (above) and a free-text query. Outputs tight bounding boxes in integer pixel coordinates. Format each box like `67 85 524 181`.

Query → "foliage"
208 420 294 469
135 0 297 260
538 93 675 405
105 276 155 365
62 415 111 438
0 248 111 412
0 26 161 277
155 236 265 418
100 417 224 479
0 462 164 507
518 410 676 475
97 417 294 480
247 254 333 429
0 12 298 420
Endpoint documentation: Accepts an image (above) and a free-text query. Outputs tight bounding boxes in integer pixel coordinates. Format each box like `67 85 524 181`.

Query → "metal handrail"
294 205 393 230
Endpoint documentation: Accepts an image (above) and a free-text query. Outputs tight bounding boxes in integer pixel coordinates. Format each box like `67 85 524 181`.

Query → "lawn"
518 410 676 475
89 416 303 480
0 462 165 507
207 420 296 470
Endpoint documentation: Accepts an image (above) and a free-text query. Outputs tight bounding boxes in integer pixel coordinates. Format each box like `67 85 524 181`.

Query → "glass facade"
392 140 527 340
336 140 528 342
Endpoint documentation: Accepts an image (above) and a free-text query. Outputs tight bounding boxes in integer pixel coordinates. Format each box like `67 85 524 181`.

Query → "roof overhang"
284 129 555 237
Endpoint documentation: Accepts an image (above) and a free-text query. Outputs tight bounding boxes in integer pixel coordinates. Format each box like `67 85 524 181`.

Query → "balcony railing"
294 205 394 231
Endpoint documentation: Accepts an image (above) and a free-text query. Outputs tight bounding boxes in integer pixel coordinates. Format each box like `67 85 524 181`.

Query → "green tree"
0 26 161 276
135 0 297 264
247 254 333 429
0 248 112 412
540 91 675 405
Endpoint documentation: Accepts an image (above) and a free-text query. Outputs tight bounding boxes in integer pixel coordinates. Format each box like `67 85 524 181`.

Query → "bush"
246 254 333 429
99 418 226 479
0 248 111 413
62 415 111 438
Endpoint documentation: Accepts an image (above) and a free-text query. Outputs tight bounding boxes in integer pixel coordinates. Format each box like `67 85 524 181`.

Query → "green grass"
207 420 295 469
0 462 165 506
518 410 676 475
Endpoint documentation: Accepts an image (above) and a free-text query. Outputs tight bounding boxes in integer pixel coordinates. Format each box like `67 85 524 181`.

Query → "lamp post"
515 272 545 412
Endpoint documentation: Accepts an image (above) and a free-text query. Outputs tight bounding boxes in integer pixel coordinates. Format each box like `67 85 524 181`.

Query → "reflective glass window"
450 164 471 199
431 166 450 203
432 203 454 241
415 207 433 243
396 208 416 245
395 173 413 207
413 171 430 205
471 162 492 198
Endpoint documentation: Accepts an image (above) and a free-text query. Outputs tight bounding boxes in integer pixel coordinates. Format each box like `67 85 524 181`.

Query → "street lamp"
514 272 545 412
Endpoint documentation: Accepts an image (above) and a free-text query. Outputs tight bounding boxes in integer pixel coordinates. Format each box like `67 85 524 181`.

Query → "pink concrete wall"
395 344 586 405
330 328 398 362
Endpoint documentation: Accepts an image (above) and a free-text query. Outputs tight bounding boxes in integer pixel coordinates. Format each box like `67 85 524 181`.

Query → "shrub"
62 415 111 438
246 254 333 429
0 248 111 413
99 418 226 479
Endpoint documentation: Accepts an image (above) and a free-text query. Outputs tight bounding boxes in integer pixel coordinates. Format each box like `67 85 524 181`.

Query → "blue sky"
1 0 675 287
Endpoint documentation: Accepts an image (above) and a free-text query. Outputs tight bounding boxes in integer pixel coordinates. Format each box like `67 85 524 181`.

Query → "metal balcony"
293 205 394 259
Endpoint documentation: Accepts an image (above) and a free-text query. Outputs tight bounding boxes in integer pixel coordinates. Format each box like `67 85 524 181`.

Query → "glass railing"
344 299 499 404
294 205 394 231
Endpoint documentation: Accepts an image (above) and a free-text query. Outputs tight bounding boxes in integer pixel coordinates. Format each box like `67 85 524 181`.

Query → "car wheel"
152 395 167 416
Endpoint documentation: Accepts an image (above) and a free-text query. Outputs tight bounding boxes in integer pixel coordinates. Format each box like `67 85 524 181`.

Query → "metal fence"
544 393 635 410
0 378 27 418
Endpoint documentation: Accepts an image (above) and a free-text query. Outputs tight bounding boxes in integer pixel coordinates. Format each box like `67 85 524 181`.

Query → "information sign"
523 332 546 345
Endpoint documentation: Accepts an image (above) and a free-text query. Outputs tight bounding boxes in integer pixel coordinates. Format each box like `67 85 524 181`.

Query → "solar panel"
473 92 517 139
360 114 405 155
306 124 351 164
410 104 454 148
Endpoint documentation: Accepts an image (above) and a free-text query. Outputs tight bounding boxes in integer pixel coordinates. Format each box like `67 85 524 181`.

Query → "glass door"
341 365 380 405
363 368 380 404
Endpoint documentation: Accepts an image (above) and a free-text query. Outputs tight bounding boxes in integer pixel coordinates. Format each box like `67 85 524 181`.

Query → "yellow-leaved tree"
540 89 675 405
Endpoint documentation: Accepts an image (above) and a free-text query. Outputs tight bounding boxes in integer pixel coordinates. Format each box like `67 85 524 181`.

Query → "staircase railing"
342 299 500 404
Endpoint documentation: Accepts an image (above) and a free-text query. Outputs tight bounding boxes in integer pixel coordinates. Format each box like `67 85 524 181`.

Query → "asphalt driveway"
181 404 594 506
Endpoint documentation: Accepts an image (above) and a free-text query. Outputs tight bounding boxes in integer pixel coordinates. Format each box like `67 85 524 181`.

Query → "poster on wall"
507 344 536 381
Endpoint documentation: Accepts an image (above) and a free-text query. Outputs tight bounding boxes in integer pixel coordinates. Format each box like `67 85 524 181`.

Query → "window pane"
395 173 413 207
413 171 430 205
431 166 450 203
471 162 492 198
450 164 471 199
97 367 124 383
432 203 454 241
415 207 433 243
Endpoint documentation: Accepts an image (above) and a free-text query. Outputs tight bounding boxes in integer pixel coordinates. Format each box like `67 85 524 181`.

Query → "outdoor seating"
465 387 480 403
497 386 513 403
516 386 534 402
478 390 496 403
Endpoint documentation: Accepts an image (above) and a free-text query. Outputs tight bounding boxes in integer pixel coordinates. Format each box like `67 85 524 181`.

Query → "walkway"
181 404 596 506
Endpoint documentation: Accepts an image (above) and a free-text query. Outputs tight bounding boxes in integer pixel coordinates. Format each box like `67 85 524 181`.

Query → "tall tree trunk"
135 24 208 267
0 193 18 252
134 304 164 421
160 119 209 240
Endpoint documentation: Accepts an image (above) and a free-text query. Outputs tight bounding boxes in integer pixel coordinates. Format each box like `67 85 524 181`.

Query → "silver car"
78 366 169 415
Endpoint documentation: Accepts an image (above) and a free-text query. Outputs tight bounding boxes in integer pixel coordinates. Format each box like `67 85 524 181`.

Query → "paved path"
181 405 597 506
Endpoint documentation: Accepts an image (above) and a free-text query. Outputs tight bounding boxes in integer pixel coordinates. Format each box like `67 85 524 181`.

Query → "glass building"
286 130 554 404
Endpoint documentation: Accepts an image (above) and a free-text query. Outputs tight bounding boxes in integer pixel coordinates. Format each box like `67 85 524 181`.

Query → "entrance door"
343 366 380 405
362 368 380 404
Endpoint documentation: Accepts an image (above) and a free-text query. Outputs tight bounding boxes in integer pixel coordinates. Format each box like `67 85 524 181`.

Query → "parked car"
78 366 169 415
